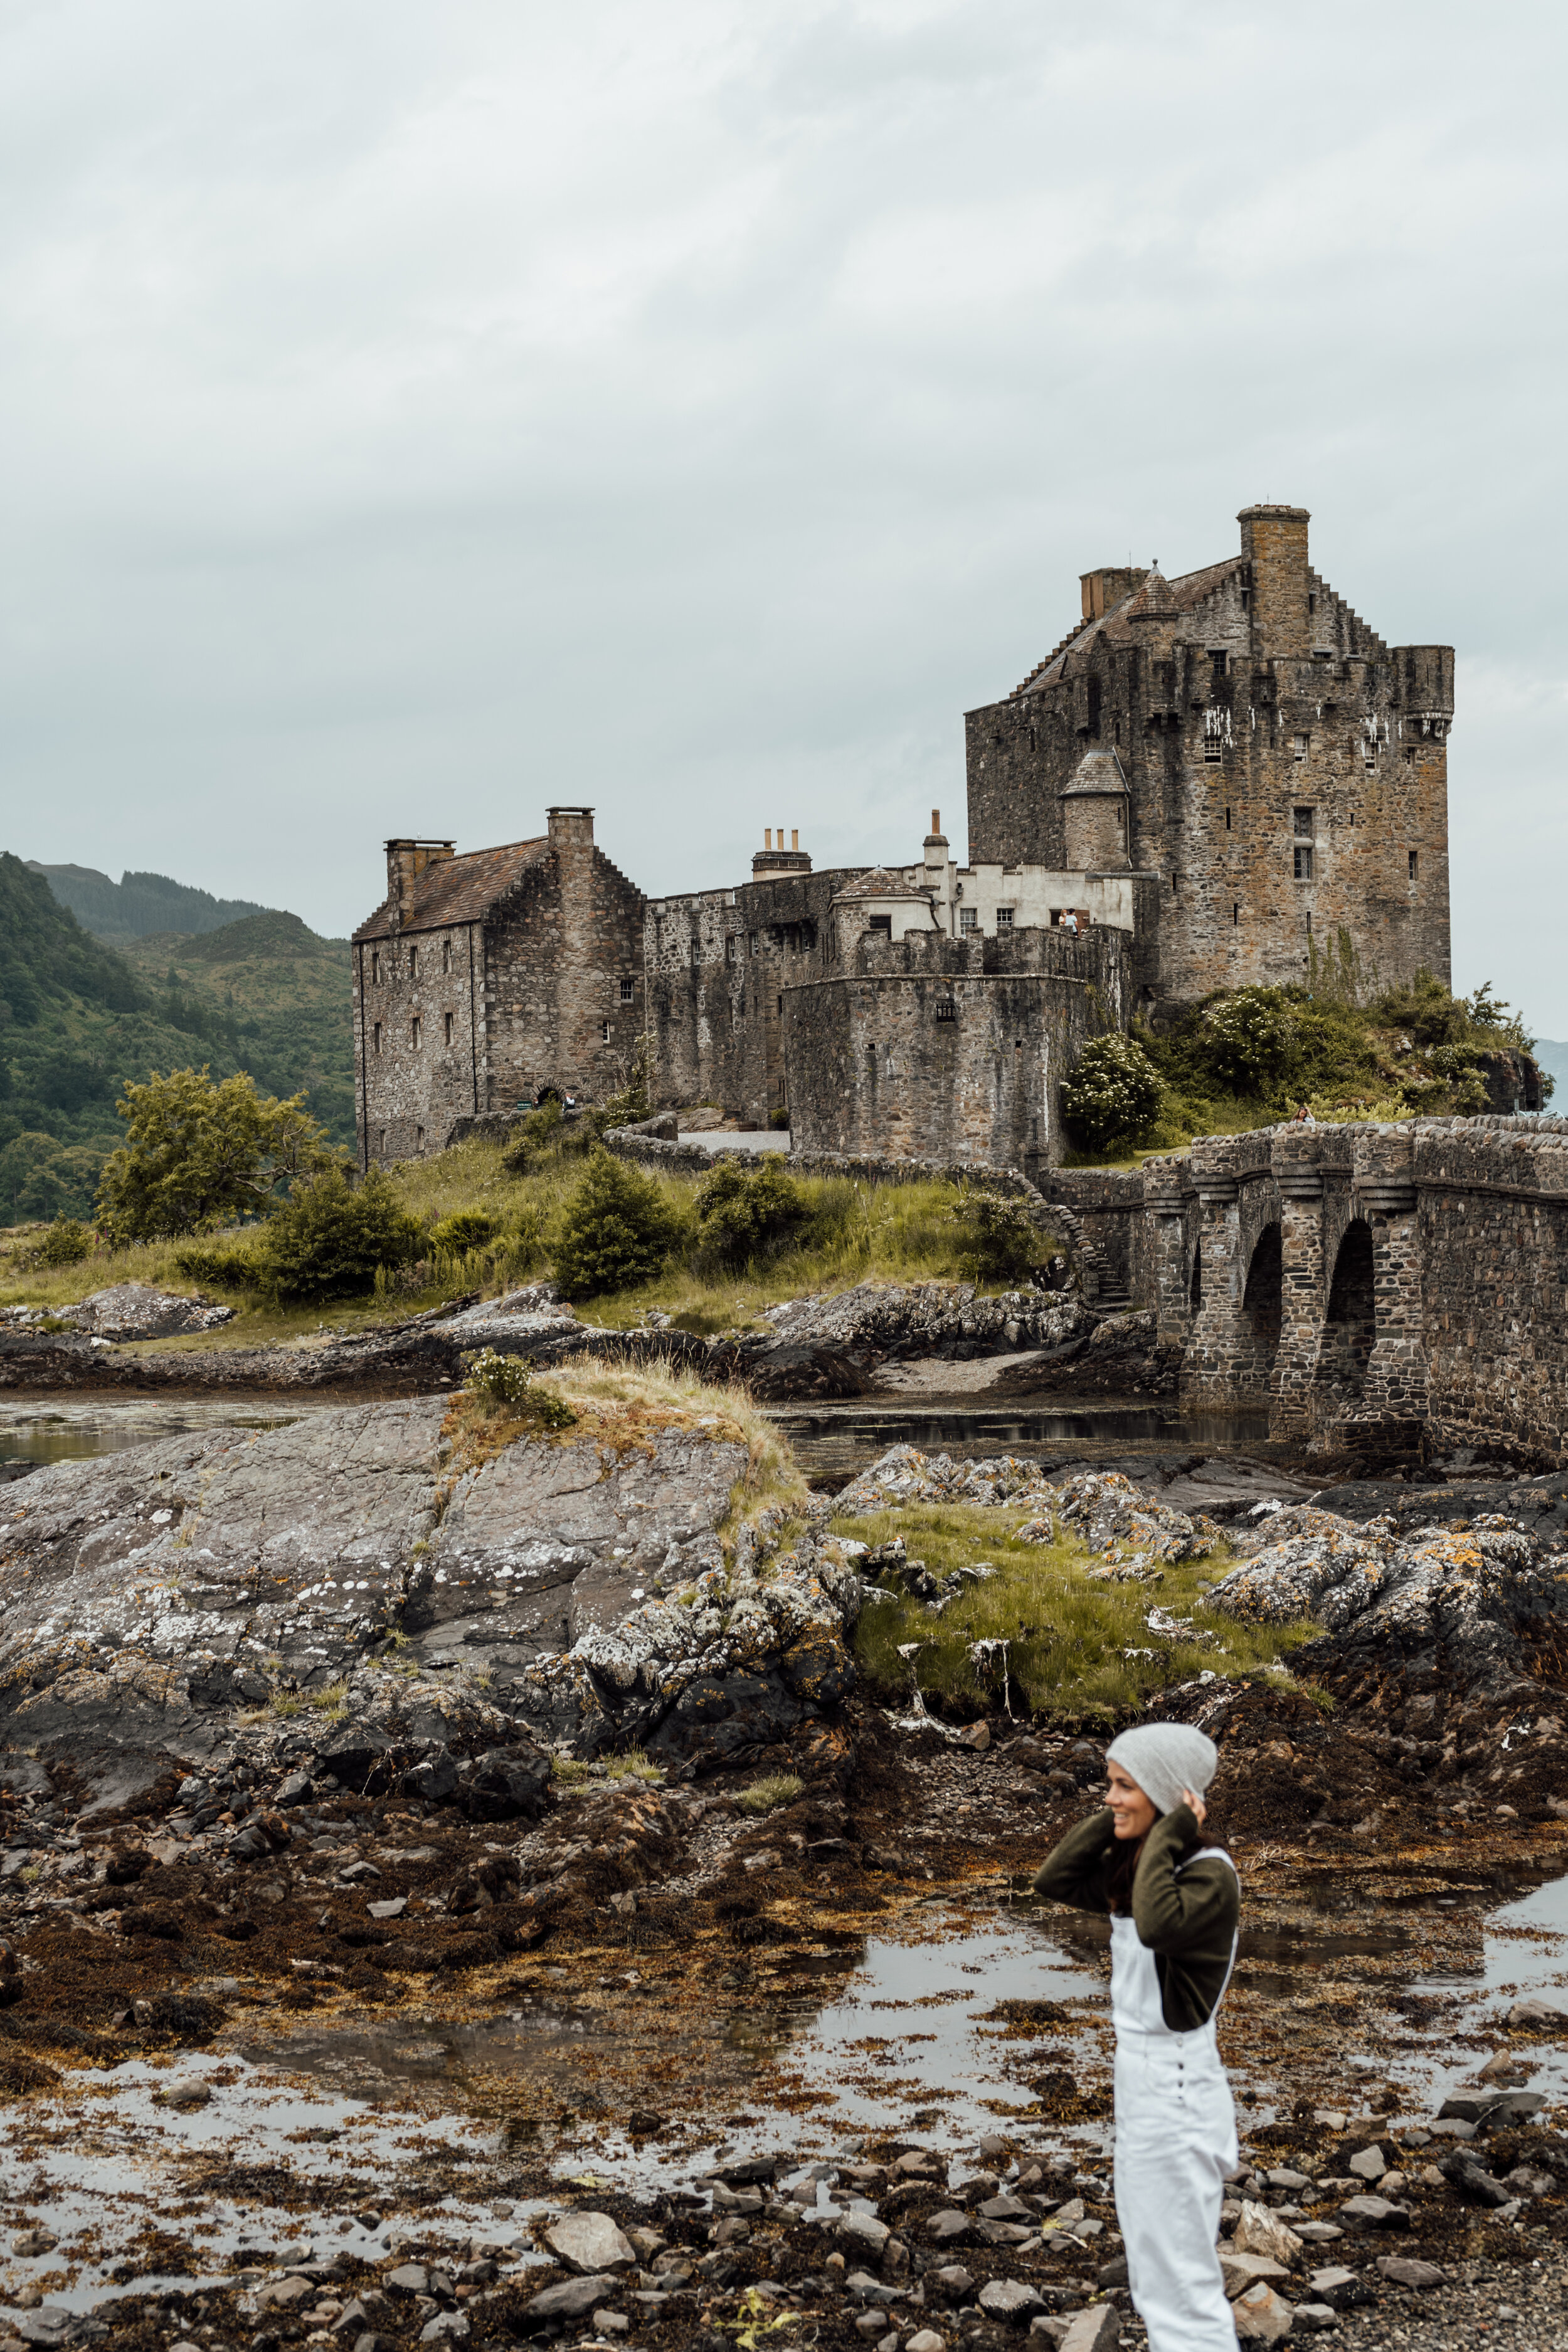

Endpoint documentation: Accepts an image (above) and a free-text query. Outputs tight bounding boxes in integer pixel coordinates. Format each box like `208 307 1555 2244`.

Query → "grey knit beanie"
1104 1722 1219 1818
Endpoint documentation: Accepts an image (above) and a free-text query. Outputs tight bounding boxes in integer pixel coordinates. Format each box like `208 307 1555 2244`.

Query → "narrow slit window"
1233 904 1240 926
601 1020 612 1042
1405 746 1417 766
373 1022 382 1056
1409 849 1419 881
1293 732 1310 762
1225 807 1232 831
620 976 635 1001
377 1129 386 1156
443 1010 453 1047
409 945 418 979
415 1125 425 1153
442 938 451 975
1293 806 1315 837
410 1015 421 1049
371 951 381 985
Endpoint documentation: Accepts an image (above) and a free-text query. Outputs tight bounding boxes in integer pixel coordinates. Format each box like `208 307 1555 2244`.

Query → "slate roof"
1061 750 1131 798
352 837 549 942
832 868 934 902
1010 557 1246 698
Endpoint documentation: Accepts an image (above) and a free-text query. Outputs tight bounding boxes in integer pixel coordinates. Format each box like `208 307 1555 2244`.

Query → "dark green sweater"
1034 1805 1240 2033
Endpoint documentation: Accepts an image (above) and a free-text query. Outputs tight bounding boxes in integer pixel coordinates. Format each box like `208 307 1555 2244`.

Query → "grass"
0 1137 1029 1337
837 1500 1320 1722
552 1748 665 1787
736 1772 805 1816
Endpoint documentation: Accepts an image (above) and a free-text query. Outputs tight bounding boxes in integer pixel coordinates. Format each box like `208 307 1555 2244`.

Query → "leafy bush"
253 1167 423 1303
461 1347 576 1428
551 1148 687 1297
430 1209 497 1253
501 1098 575 1175
1200 988 1298 1095
95 1066 337 1242
768 1107 790 1131
1060 1035 1163 1153
693 1158 808 1269
34 1216 93 1268
950 1187 1059 1283
172 1240 262 1291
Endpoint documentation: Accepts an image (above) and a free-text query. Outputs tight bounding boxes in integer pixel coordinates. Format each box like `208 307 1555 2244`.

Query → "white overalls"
1108 1848 1240 2352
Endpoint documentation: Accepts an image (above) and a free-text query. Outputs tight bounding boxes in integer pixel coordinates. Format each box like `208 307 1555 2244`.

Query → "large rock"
543 2213 635 2272
0 1398 860 1777
1209 1504 1568 1718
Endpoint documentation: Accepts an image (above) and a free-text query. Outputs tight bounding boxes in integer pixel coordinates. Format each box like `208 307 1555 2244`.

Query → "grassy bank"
0 1135 1009 1341
838 1498 1318 1720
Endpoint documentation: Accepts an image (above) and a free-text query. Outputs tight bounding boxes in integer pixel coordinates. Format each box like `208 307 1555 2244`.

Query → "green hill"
26 862 270 941
0 857 354 1224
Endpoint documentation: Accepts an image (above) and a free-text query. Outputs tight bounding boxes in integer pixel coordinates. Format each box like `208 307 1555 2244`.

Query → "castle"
354 504 1454 1172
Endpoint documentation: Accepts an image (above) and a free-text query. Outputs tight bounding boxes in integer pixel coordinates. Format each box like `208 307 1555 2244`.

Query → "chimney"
1237 504 1311 659
1079 567 1149 621
547 805 595 852
923 808 948 871
753 827 812 877
384 838 455 929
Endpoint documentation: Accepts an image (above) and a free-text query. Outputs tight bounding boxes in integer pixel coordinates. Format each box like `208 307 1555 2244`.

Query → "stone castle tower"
962 504 1453 1010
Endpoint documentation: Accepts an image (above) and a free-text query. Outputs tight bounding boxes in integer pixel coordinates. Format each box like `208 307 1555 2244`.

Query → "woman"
1034 1722 1240 2351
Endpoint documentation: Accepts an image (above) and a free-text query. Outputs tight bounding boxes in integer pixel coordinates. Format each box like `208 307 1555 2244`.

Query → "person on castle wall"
1290 1101 1315 1124
1033 1725 1240 2352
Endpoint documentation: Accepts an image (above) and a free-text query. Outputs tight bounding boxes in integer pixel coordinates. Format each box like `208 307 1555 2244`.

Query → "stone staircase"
1036 1196 1131 1315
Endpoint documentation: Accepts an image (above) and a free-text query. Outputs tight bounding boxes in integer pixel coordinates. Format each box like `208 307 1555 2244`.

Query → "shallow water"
772 1402 1273 1477
0 1399 316 1469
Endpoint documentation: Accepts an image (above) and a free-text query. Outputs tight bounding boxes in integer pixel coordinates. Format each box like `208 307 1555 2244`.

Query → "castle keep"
353 503 1455 1170
967 504 1453 1009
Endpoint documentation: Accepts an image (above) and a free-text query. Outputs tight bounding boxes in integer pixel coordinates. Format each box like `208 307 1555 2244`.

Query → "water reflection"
0 1400 314 1470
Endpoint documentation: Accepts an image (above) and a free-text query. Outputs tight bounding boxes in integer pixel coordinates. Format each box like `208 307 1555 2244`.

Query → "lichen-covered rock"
0 1397 861 1789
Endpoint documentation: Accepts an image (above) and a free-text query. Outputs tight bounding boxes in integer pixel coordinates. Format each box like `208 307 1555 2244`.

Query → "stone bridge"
1051 1115 1568 1461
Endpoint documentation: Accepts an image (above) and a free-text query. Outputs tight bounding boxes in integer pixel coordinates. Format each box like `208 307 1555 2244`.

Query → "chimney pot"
791 829 798 851
765 829 772 850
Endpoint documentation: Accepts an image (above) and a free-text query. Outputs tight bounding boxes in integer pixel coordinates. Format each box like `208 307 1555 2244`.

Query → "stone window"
371 950 382 985
1363 732 1378 770
443 1011 453 1046
373 1022 382 1055
691 939 701 967
416 1125 425 1153
776 994 783 1015
725 936 736 963
995 906 1014 929
1225 807 1232 831
1294 846 1314 881
1293 806 1314 837
442 938 452 975
620 977 635 1000
601 1021 612 1042
1404 746 1417 766
960 907 978 934
411 1015 422 1049
1409 849 1419 881
1204 731 1223 765
409 945 418 979
868 915 893 937
1293 733 1310 762
377 1129 386 1155
749 932 758 955
936 999 956 1022
1209 650 1227 688
1233 904 1241 926
1308 591 1316 615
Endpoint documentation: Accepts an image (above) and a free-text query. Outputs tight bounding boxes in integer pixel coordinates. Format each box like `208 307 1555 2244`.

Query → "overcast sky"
4 1 1567 1026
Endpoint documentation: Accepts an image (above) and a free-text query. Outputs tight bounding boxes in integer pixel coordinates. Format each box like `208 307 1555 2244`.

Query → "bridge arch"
1242 1221 1283 1375
1322 1216 1377 1398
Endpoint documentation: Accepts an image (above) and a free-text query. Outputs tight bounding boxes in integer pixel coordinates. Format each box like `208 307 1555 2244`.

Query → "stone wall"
480 812 646 1121
1057 1114 1568 1464
354 923 483 1167
644 866 863 1124
782 924 1128 1172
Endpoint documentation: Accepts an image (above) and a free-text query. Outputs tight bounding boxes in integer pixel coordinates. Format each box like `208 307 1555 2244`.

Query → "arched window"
1324 1219 1376 1395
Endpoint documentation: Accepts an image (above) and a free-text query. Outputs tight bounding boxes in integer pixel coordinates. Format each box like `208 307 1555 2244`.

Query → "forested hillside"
0 857 353 1223
26 862 270 941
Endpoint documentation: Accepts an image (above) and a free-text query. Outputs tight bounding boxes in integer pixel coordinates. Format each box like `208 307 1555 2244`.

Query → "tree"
95 1066 337 1242
255 1167 423 1302
1060 1034 1163 1153
692 1158 807 1268
551 1148 687 1296
1201 987 1299 1096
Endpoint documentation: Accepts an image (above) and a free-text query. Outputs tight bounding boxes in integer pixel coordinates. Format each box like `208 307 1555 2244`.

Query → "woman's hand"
1182 1786 1207 1828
